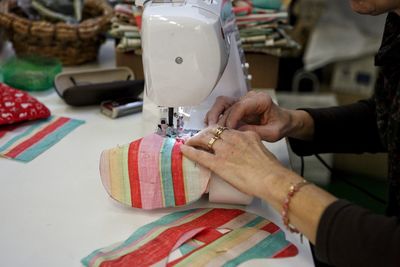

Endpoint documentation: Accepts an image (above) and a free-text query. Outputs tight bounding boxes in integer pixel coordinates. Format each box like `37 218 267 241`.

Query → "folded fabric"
0 116 84 162
0 83 51 125
100 133 211 209
82 208 298 267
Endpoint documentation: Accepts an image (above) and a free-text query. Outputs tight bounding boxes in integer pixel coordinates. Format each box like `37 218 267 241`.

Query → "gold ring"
207 136 220 150
215 126 229 138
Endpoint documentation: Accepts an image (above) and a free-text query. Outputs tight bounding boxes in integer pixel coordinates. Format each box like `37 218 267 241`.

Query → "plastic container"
2 56 62 91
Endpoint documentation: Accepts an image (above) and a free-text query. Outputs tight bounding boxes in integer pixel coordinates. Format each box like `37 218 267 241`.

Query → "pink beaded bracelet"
282 179 310 235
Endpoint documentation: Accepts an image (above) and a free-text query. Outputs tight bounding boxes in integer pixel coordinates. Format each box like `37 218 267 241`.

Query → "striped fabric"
0 116 84 162
82 208 298 267
100 133 211 209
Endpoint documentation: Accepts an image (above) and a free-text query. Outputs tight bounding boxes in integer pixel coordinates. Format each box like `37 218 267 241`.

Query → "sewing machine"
136 0 253 205
136 0 251 135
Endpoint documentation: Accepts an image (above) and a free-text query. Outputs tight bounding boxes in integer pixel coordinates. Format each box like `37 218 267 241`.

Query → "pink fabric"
138 133 164 209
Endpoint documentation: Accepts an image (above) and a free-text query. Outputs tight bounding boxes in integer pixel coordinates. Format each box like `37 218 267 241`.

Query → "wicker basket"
0 0 113 65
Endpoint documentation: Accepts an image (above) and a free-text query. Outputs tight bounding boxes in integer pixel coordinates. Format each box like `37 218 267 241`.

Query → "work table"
0 41 314 266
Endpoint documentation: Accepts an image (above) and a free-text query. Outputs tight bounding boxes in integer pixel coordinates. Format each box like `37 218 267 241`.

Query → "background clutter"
0 0 113 65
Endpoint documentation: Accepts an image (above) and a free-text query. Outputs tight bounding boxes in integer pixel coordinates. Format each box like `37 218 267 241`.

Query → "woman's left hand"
180 125 290 198
181 125 337 245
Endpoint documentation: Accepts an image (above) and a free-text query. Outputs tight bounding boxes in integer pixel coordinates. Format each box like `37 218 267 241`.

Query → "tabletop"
0 41 314 267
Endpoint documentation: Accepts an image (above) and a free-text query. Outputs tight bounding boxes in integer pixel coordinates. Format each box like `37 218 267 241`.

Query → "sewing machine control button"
175 57 183 64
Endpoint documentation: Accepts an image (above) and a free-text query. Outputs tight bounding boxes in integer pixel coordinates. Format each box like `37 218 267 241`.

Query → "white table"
0 42 314 267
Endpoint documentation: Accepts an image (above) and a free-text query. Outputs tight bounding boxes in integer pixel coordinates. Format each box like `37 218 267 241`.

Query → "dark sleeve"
315 200 400 267
288 99 386 156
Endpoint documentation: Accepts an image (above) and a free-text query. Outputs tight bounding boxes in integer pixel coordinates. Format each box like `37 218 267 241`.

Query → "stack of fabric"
109 1 142 54
233 0 300 57
109 0 298 57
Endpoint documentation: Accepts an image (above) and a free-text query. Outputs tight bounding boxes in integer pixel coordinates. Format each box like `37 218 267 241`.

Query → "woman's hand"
181 126 290 198
181 125 337 244
204 91 315 142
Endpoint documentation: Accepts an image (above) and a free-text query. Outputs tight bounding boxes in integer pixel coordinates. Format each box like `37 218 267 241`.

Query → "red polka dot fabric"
0 83 51 125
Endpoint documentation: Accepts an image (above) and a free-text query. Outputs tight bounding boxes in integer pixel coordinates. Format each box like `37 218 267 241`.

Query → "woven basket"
0 0 113 65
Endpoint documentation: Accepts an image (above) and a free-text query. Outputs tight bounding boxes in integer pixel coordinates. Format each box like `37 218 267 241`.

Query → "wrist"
286 110 314 141
259 167 303 204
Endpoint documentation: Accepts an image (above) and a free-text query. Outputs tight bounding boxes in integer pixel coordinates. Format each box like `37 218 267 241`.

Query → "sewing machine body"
138 0 250 131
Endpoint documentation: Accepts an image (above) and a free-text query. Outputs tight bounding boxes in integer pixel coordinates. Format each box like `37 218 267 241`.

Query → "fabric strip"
171 229 257 266
0 121 47 149
223 231 296 266
172 219 271 266
82 209 298 267
0 117 55 153
100 151 111 196
16 119 83 162
272 243 299 258
109 147 125 203
128 139 142 208
160 138 176 207
5 117 70 158
171 139 186 206
194 229 271 267
121 145 132 206
99 209 244 267
87 209 210 267
182 156 210 204
0 116 84 162
138 134 163 209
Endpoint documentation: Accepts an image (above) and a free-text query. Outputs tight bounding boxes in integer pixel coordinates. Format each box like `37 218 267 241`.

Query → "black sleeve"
315 200 400 267
288 99 386 156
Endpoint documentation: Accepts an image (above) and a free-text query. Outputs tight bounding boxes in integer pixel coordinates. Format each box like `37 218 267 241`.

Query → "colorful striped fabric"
0 116 84 162
100 133 211 209
82 208 298 267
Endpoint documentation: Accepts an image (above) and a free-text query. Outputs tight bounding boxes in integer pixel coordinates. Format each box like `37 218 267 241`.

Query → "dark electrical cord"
300 156 305 177
313 154 387 205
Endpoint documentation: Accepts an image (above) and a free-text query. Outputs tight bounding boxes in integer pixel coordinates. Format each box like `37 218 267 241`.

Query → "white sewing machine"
136 0 251 134
136 0 253 204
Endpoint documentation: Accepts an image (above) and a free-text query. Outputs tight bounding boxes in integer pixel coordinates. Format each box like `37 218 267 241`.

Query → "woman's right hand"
205 91 315 142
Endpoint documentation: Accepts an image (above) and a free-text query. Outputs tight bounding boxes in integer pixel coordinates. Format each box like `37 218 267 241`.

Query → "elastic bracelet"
281 179 311 234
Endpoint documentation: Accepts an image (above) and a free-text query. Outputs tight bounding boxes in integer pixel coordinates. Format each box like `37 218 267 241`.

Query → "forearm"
258 169 337 244
260 171 400 266
315 200 400 266
289 99 386 155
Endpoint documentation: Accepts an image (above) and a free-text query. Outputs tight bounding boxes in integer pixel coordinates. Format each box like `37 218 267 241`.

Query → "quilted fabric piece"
100 133 211 209
0 83 51 125
82 208 298 267
0 116 84 162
